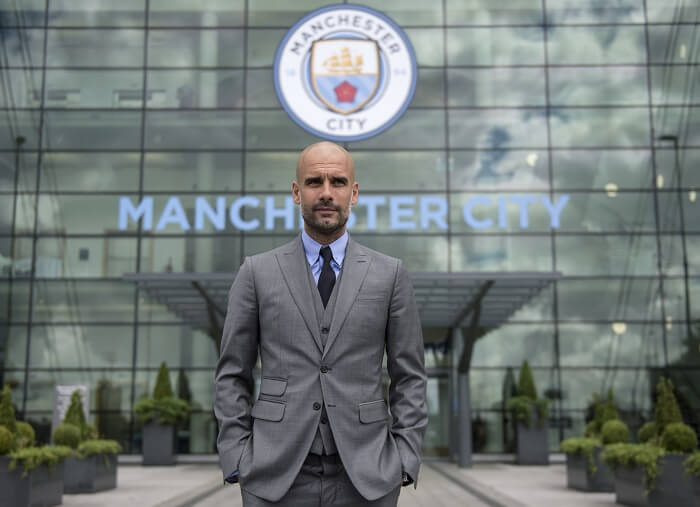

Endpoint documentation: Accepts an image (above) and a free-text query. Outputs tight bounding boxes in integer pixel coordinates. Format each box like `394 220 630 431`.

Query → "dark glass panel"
549 108 650 148
450 235 553 271
412 69 444 107
556 278 661 321
0 28 44 66
559 369 652 412
650 66 700 106
646 0 700 23
555 234 659 276
34 237 138 278
139 235 242 275
149 0 244 26
556 192 659 233
451 150 549 190
2 325 27 369
0 68 42 108
247 1 330 26
40 152 140 192
146 70 244 108
0 151 37 193
246 29 285 67
653 106 700 147
136 326 217 368
42 111 142 150
445 0 542 25
0 110 41 149
545 0 644 23
47 29 145 67
648 25 700 64
36 195 139 235
471 323 554 367
351 235 448 272
448 68 546 107
552 150 652 190
549 66 648 106
449 109 547 149
547 26 646 65
147 29 243 67
143 152 242 192
43 70 143 109
144 111 243 150
246 110 325 150
0 0 45 26
48 0 145 26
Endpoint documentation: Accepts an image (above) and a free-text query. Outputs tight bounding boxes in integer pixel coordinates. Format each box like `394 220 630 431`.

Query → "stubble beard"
300 199 351 237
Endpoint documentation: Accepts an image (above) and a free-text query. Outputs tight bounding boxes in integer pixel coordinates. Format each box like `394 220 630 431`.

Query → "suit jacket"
214 235 427 502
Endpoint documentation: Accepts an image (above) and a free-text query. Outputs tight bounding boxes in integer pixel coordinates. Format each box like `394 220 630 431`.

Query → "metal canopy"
123 271 560 338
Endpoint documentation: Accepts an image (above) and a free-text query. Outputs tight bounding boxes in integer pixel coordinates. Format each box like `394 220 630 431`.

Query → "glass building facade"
1 0 699 456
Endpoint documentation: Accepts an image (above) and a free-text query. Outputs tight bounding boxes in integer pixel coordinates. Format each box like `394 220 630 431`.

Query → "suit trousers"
240 453 401 507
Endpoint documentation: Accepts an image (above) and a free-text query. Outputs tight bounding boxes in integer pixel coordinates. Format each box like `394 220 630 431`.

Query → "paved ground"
59 459 623 507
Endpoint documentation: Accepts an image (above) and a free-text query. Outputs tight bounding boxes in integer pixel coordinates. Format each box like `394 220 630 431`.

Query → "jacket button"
321 327 329 334
320 365 328 373
313 402 321 410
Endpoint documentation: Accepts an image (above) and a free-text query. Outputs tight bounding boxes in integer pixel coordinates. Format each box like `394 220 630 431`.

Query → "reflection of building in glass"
0 2 699 456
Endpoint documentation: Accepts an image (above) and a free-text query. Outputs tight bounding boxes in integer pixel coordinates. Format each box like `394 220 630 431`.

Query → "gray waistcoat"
305 259 342 455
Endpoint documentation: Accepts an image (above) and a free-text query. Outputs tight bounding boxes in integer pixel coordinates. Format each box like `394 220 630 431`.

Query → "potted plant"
603 377 699 506
505 360 549 465
52 390 121 493
134 362 189 465
0 385 68 507
561 389 623 492
683 451 700 502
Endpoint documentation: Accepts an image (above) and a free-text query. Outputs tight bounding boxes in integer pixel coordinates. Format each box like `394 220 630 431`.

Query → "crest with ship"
310 39 380 115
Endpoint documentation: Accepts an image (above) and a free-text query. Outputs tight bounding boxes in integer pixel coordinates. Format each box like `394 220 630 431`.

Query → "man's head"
292 142 359 244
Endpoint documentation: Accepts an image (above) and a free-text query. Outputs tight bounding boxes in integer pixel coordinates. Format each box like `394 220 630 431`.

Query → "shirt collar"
301 229 348 267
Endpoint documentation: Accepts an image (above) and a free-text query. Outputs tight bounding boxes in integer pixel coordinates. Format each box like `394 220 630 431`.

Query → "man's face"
292 144 359 238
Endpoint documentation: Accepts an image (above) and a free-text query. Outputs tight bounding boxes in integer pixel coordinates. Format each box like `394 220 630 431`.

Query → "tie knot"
320 246 333 263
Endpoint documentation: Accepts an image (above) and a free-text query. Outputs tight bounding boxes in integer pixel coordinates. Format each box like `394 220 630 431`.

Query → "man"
215 142 427 506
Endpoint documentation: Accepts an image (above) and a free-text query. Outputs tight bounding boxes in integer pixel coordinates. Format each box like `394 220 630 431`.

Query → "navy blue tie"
318 247 335 308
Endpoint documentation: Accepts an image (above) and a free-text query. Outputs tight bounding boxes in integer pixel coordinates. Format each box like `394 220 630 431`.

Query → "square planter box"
566 448 614 492
0 456 64 507
614 455 696 507
64 454 117 493
142 422 176 466
514 407 548 465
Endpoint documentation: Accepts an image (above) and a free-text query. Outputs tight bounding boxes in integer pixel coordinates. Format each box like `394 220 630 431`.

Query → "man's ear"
292 181 300 205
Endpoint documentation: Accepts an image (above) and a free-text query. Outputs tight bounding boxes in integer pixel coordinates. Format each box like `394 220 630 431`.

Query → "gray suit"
215 235 427 503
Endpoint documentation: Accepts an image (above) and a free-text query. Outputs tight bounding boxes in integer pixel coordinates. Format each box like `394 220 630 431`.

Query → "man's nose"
319 180 333 200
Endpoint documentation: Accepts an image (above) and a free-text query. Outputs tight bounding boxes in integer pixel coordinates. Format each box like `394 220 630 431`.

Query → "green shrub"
655 377 683 435
684 451 700 477
82 423 98 441
561 437 602 475
661 422 698 454
584 420 598 438
52 423 82 449
63 391 87 431
134 396 189 426
602 443 665 492
0 385 17 434
602 420 630 445
14 421 35 449
153 362 174 400
638 421 658 444
77 439 122 458
517 360 537 401
0 425 14 455
9 445 68 476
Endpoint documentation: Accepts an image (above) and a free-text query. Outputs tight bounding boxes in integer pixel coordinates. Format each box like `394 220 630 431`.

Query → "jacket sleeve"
214 256 260 480
385 259 427 489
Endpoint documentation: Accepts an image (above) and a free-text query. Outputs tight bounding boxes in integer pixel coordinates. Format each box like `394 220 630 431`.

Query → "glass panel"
560 369 654 413
0 195 35 236
549 108 650 148
412 69 444 107
186 412 218 454
139 235 242 274
35 237 138 278
650 66 700 106
664 278 688 323
447 27 544 66
246 68 277 108
5 281 30 322
448 68 546 107
0 152 37 193
472 323 554 367
0 68 42 108
0 0 45 26
0 28 45 67
48 0 145 26
149 0 244 26
242 235 298 256
42 111 142 150
361 0 443 25
653 106 700 147
450 193 556 233
666 324 700 366
683 192 700 232
552 149 652 190
246 110 331 150
0 110 41 149
557 192 659 233
559 322 665 367
451 150 549 190
29 325 133 368
445 0 542 25
136 326 217 367
556 278 661 321
351 235 448 272
40 153 140 192
247 29 286 67
471 368 554 408
146 70 244 108
43 70 143 109
423 376 449 458
37 194 139 235
352 110 446 149
545 0 644 23
404 29 443 66
547 26 646 65
247 0 330 26
147 29 243 67
134 369 215 412
549 66 648 106
31 280 135 323
685 236 700 275
648 25 700 64
450 235 553 271
646 0 700 23
25 369 134 411
47 29 145 67
449 109 547 149
144 111 242 150
143 152 242 191
2 325 27 369
556 234 659 276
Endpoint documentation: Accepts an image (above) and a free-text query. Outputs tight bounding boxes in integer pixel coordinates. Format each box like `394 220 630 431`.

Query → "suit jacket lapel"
276 235 323 354
323 238 370 359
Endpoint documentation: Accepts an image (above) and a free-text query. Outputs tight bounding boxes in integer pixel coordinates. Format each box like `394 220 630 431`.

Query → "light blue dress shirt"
301 229 347 283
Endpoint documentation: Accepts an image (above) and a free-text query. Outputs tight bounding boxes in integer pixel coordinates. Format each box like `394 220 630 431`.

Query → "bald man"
215 142 427 506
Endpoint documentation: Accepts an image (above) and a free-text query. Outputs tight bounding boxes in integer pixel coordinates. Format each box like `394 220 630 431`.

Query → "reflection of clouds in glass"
550 107 649 148
452 150 549 189
546 0 645 24
447 27 544 66
557 278 659 321
548 26 646 65
552 149 652 190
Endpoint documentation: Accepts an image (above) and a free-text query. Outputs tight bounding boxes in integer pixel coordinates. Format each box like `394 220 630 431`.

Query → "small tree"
655 377 683 435
64 391 87 429
518 360 538 400
153 362 174 400
0 385 17 434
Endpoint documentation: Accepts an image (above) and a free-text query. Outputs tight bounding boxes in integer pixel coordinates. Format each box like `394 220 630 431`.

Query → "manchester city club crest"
274 4 417 142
